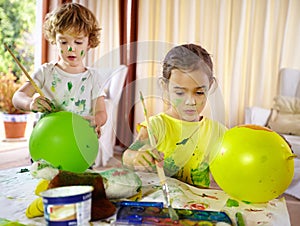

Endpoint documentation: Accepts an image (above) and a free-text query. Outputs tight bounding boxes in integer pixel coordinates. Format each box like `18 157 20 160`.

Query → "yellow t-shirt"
139 113 227 187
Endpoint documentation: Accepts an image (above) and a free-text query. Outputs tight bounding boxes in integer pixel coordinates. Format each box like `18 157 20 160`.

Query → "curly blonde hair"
43 3 101 48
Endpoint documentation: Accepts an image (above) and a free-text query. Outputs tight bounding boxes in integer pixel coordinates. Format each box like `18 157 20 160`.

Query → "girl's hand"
30 96 53 113
83 115 101 138
123 148 164 172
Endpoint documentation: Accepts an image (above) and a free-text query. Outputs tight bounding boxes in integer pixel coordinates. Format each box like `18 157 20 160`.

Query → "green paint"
0 218 26 226
50 102 56 111
176 138 189 145
177 209 193 216
129 140 146 150
142 155 155 168
61 50 63 54
176 126 200 146
242 200 251 204
173 98 183 107
236 212 245 226
82 77 87 81
51 74 62 92
62 100 67 106
80 50 84 56
80 85 85 93
67 81 73 91
164 157 180 176
18 168 29 173
68 47 72 51
226 198 239 207
75 99 86 112
190 166 210 187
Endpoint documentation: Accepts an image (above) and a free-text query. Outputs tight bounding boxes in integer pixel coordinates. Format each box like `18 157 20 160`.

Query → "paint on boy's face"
55 32 89 66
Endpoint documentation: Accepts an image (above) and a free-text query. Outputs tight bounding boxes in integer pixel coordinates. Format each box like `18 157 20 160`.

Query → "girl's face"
55 31 90 73
166 69 210 122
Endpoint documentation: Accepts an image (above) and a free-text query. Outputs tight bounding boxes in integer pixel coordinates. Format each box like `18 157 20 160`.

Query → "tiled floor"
0 119 299 225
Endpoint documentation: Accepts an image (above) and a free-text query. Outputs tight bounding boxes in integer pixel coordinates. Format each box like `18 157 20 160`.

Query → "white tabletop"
0 167 291 225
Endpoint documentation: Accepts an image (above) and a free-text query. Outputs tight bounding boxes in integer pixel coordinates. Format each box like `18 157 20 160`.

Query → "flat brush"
139 91 179 221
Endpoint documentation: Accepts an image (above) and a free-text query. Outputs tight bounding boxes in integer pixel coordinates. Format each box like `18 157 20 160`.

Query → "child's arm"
12 82 53 112
93 96 107 127
122 127 163 172
84 96 107 138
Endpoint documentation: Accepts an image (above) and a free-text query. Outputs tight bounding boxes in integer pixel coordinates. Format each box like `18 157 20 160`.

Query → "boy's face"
167 69 210 122
56 32 90 69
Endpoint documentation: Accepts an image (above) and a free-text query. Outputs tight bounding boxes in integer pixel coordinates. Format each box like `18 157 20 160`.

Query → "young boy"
13 3 106 137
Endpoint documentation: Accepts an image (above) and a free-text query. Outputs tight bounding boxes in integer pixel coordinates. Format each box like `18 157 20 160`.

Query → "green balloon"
29 111 98 173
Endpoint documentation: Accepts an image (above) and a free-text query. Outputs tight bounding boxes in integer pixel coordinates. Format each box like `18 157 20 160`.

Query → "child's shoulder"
85 67 100 75
33 61 56 75
41 61 56 68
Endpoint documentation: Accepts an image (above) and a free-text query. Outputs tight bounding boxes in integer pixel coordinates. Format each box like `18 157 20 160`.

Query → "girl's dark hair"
162 44 214 86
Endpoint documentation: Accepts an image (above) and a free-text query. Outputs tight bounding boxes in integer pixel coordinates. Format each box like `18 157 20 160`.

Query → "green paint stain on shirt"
164 157 180 177
190 163 210 187
67 82 73 91
75 99 86 112
51 74 61 92
80 85 85 93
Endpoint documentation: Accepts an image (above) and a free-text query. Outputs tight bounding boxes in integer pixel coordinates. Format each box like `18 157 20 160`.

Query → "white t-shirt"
32 62 106 116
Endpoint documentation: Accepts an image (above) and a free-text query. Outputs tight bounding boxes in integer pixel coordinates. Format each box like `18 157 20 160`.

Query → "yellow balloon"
210 125 295 203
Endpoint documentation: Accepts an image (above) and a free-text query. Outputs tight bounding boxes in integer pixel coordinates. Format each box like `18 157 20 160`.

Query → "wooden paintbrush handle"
4 43 44 96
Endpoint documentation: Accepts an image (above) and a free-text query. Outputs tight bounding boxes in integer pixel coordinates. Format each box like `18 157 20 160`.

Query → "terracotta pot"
2 113 28 139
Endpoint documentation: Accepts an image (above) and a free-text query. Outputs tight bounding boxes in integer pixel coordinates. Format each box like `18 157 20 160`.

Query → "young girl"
122 44 227 188
12 3 106 137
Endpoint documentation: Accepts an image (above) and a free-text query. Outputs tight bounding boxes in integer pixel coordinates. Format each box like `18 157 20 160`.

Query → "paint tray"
115 201 233 225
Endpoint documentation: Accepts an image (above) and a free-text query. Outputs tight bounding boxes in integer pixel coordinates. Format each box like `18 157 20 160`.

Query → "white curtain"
134 0 300 128
76 0 121 68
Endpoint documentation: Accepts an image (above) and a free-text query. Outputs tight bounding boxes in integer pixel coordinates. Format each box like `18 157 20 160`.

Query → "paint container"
40 185 93 226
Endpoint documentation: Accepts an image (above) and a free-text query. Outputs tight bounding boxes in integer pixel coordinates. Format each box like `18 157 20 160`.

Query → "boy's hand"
30 96 53 113
83 115 101 138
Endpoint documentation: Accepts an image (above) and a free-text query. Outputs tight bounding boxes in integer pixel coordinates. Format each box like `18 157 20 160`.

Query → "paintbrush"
4 43 45 96
139 91 179 221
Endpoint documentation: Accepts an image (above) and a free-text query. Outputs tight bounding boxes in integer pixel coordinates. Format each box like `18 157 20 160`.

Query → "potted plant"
0 70 28 139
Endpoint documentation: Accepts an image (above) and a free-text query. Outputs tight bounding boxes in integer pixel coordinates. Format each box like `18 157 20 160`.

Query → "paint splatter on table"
0 167 291 225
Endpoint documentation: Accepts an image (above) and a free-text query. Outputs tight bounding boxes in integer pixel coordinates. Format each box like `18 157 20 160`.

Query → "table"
0 167 291 225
